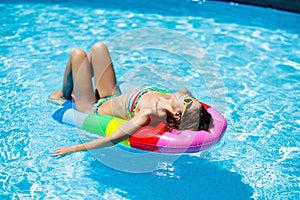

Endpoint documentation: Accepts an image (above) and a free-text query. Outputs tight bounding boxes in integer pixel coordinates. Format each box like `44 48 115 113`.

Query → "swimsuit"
93 86 169 118
127 86 169 120
94 93 121 113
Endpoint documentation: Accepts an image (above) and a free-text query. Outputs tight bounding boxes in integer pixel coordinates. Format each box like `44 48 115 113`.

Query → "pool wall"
213 0 300 13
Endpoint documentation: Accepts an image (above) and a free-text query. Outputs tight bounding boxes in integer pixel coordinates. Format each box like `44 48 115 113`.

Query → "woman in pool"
50 42 211 156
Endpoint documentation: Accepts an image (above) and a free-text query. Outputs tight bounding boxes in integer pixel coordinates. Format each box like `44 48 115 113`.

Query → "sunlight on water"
1 0 299 199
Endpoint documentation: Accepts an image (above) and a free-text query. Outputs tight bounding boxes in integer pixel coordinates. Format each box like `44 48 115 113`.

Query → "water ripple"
1 1 299 199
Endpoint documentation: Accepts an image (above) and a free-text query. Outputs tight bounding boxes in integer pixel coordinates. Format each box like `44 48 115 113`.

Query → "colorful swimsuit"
94 93 121 113
94 86 169 117
126 86 169 120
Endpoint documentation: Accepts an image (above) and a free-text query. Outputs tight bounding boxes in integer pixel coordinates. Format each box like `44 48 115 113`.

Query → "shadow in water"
88 155 254 199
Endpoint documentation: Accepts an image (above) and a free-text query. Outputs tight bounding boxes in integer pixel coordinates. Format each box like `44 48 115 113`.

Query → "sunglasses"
181 97 197 118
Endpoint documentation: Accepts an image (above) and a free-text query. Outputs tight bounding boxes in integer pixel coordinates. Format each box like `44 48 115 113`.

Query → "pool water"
1 0 299 199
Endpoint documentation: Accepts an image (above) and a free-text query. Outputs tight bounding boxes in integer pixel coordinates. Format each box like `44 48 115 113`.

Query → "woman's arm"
51 111 149 156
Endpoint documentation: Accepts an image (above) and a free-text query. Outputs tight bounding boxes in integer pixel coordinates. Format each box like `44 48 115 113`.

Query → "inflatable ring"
51 96 227 154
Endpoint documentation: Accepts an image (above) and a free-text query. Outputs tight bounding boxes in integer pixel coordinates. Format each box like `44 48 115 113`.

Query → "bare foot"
48 90 66 105
50 90 65 99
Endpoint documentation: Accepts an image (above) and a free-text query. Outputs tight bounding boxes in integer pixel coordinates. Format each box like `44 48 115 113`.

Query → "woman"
50 42 211 156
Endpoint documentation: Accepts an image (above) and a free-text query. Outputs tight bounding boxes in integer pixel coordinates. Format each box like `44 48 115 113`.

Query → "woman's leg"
49 56 73 101
50 49 95 113
61 56 74 100
70 49 95 113
88 42 119 100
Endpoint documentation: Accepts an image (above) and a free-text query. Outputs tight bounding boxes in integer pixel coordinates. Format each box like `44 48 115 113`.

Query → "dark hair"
164 105 212 132
197 105 211 131
165 112 181 131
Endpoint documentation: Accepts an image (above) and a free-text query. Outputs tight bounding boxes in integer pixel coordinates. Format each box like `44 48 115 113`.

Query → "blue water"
1 0 299 199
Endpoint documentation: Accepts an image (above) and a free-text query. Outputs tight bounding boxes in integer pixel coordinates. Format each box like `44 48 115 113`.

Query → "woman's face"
172 89 203 131
172 89 199 119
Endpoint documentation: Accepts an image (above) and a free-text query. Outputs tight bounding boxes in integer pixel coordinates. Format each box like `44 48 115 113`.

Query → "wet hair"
165 112 182 131
164 104 211 132
197 105 211 131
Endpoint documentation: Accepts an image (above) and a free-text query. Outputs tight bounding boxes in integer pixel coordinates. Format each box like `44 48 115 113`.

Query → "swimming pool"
1 0 299 199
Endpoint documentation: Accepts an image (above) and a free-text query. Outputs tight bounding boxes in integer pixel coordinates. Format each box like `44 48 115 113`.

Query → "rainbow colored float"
52 95 227 154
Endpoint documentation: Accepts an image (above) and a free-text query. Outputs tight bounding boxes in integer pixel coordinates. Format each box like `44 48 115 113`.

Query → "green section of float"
82 114 130 146
82 114 112 134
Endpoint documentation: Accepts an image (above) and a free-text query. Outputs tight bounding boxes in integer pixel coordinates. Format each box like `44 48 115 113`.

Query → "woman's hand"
51 146 76 156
